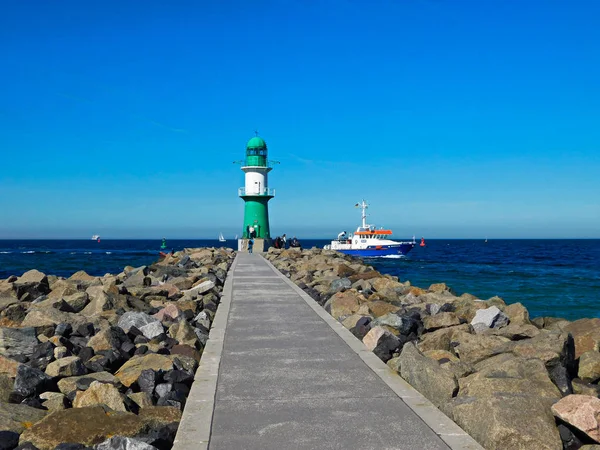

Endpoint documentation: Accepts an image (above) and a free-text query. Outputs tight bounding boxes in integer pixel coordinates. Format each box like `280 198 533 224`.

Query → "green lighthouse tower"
238 134 277 246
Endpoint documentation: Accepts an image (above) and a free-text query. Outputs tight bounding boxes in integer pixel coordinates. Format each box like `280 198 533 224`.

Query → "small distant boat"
92 235 100 242
324 200 415 257
218 232 226 242
485 237 488 243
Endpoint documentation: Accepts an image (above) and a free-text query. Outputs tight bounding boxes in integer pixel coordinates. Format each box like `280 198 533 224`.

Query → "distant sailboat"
218 232 226 242
234 234 238 240
485 237 488 243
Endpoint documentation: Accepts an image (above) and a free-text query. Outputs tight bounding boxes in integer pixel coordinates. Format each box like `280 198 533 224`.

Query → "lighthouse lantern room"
238 134 277 246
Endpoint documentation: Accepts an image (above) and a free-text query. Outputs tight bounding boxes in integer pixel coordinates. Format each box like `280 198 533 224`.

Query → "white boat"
324 200 415 257
218 232 226 242
91 235 100 241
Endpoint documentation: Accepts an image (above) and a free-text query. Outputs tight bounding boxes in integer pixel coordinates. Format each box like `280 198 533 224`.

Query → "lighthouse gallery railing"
238 187 275 196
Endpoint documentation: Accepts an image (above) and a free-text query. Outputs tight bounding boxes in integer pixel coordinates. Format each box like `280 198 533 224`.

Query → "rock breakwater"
0 247 234 450
265 247 600 450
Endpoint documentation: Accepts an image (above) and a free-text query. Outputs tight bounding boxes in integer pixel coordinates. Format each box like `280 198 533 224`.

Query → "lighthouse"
237 134 277 251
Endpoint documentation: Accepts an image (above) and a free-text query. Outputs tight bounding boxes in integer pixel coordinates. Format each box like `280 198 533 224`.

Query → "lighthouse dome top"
246 136 267 151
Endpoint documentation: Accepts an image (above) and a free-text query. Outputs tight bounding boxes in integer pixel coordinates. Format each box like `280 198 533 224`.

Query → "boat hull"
336 243 415 257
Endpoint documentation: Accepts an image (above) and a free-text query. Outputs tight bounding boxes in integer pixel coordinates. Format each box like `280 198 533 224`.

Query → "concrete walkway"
174 253 483 450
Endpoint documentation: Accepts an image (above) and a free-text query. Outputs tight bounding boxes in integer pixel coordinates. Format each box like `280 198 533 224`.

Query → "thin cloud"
57 92 188 134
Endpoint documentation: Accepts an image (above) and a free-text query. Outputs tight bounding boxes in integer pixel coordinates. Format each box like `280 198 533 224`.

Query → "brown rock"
128 391 154 409
428 283 453 294
154 304 182 322
510 330 573 365
20 309 80 328
138 405 182 427
579 351 600 383
0 402 47 433
19 406 146 450
341 314 366 330
367 301 399 318
572 378 600 397
423 349 458 363
171 344 201 362
168 320 198 347
0 354 20 377
503 302 530 325
87 328 121 353
62 292 89 313
326 290 361 320
0 374 13 401
73 381 126 411
57 372 120 397
45 356 86 378
335 263 356 278
39 392 67 411
452 394 562 450
422 312 461 332
417 324 471 353
552 395 600 442
564 319 600 358
460 353 561 400
485 323 540 340
362 326 390 351
115 354 174 387
347 271 381 283
399 342 458 410
69 270 98 281
451 331 510 364
387 357 401 373
47 280 79 300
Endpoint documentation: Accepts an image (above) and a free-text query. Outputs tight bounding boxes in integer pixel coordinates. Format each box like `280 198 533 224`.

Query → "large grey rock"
470 306 509 333
0 327 38 359
399 342 458 411
328 278 352 293
118 312 160 334
140 321 164 340
458 353 562 401
183 280 214 296
95 436 158 450
452 394 562 450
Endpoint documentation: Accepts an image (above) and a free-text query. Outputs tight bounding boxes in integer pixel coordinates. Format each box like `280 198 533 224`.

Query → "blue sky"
1 0 599 239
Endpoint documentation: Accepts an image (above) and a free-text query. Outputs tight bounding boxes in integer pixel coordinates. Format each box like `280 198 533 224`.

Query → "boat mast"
360 200 368 228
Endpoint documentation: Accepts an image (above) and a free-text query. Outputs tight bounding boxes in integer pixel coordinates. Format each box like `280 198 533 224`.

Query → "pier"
173 253 482 450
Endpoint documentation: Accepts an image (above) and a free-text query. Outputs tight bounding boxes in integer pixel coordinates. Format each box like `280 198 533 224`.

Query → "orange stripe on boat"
356 230 392 235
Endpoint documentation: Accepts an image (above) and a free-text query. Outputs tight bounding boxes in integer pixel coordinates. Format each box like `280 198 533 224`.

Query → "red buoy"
420 237 426 247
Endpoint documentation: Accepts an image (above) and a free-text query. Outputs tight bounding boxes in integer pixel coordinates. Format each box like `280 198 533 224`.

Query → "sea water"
1 239 598 321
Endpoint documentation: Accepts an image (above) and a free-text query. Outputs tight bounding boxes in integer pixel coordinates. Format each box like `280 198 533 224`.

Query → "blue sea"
1 239 599 321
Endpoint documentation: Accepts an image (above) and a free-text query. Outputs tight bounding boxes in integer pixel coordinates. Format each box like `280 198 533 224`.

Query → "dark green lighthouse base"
241 195 273 239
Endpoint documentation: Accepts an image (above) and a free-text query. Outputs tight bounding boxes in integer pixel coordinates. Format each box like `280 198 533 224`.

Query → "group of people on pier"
273 233 301 250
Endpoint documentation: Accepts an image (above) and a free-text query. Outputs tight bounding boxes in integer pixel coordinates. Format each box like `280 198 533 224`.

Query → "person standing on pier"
282 234 287 248
248 238 254 253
